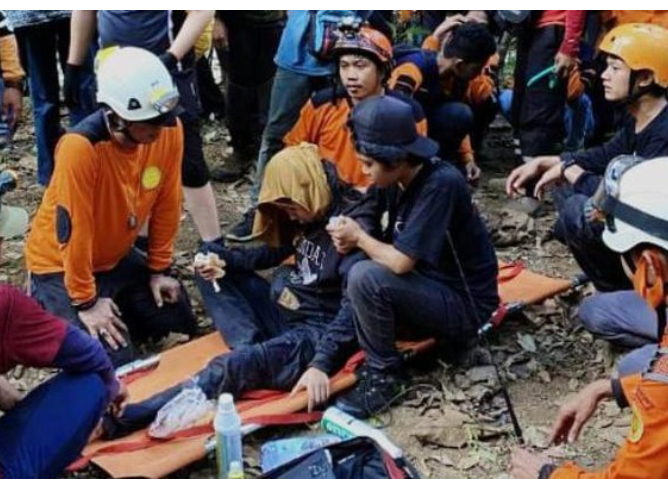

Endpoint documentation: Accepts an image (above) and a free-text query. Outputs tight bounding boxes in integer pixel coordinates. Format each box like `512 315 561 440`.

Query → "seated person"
0 193 124 479
390 21 498 182
26 48 197 367
507 24 668 293
511 156 668 479
328 96 499 419
284 23 427 191
102 144 377 438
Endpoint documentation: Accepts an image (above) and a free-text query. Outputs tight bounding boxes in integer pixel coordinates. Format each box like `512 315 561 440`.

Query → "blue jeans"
30 250 198 367
347 261 492 373
105 269 333 439
251 67 330 205
0 373 106 478
579 291 663 376
15 19 97 186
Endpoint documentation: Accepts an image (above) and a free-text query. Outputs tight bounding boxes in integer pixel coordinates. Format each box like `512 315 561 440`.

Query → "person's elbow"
388 254 416 275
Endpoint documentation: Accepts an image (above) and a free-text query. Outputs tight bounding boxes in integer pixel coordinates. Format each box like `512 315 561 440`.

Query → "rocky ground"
0 111 627 479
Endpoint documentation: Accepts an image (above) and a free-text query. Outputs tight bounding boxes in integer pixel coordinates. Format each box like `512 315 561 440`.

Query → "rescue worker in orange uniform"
389 21 497 182
284 22 427 191
511 155 668 479
26 47 197 367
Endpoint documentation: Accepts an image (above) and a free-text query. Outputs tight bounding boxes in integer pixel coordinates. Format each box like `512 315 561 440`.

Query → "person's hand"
327 217 362 255
554 52 577 79
78 298 128 351
510 448 550 479
110 382 129 418
466 161 482 184
533 164 563 200
506 157 560 198
63 63 83 109
2 86 22 130
290 367 330 413
212 18 228 50
0 376 22 411
149 274 181 308
433 14 467 42
549 379 610 445
194 252 226 282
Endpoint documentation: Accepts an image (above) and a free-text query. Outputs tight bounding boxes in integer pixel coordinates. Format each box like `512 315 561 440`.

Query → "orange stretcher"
74 262 585 479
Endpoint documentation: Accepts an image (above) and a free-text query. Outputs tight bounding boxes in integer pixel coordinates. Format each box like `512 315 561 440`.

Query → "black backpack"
262 437 420 479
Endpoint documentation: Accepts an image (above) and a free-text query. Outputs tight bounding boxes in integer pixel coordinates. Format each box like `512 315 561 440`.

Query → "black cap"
350 96 439 159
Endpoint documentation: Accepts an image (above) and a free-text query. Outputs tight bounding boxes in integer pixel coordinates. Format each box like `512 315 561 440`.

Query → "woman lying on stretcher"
102 144 379 438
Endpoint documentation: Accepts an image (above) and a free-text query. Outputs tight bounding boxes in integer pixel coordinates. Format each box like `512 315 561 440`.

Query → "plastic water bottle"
321 407 403 460
214 393 243 479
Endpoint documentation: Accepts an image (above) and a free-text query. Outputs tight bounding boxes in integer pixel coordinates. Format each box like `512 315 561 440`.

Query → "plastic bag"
149 378 214 439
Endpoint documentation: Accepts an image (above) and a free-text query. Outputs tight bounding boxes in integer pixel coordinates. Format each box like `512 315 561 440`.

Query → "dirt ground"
0 111 627 479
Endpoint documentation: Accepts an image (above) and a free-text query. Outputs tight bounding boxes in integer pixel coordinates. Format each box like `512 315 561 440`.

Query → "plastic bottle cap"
218 393 234 412
228 461 244 479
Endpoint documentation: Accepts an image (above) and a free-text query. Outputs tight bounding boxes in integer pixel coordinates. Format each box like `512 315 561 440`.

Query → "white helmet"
96 47 180 123
601 156 668 253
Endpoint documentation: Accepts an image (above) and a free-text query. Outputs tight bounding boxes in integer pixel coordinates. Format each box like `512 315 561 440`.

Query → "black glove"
158 52 178 72
63 63 83 109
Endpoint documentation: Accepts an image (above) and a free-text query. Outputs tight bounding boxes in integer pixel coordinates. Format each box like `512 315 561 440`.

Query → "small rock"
538 370 552 383
517 333 537 353
466 366 497 384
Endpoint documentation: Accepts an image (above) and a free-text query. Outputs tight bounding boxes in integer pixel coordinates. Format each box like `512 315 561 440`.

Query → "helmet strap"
104 110 143 146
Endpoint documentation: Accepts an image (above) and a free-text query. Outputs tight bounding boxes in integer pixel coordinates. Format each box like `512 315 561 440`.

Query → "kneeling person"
26 48 197 367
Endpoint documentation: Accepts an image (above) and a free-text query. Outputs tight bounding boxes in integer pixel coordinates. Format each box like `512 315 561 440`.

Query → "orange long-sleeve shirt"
602 10 668 30
26 111 184 305
552 367 668 478
0 34 25 83
284 87 428 189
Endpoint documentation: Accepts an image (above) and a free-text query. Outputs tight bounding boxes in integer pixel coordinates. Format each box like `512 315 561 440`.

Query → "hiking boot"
225 208 259 243
211 152 254 183
335 368 407 419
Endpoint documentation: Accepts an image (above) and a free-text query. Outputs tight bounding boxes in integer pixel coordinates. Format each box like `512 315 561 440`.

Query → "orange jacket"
26 112 184 305
390 35 496 165
284 88 428 189
552 359 668 478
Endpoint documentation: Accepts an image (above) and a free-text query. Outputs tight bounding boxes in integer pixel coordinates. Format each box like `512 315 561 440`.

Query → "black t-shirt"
377 160 499 313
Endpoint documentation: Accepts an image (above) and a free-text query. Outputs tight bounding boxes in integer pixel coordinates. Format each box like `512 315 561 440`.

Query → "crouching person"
511 157 668 479
0 197 124 479
102 144 376 438
26 48 197 367
328 96 499 419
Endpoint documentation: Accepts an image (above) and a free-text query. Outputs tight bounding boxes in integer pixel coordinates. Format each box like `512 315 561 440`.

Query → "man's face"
339 54 384 103
453 59 486 82
270 201 319 225
358 154 402 188
601 56 633 102
126 121 163 144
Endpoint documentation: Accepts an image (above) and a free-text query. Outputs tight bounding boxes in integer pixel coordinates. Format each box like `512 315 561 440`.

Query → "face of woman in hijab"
269 200 320 225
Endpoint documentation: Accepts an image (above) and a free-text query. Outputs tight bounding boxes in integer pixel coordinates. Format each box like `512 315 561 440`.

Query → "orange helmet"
333 26 393 68
599 23 668 88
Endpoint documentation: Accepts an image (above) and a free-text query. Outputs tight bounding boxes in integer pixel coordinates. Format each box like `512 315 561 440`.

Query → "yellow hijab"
253 144 333 247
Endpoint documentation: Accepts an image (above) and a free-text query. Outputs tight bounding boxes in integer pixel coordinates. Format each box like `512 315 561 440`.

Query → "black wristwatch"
560 155 578 179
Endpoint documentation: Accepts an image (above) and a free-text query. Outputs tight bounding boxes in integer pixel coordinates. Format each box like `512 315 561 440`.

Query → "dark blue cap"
350 96 439 159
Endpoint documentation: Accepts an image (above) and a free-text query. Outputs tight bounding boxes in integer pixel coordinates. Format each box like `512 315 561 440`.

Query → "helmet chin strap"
633 249 668 343
104 110 143 146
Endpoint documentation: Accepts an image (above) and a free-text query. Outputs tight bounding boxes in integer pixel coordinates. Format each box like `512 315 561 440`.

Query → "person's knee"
554 194 587 244
578 295 611 337
347 261 388 305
